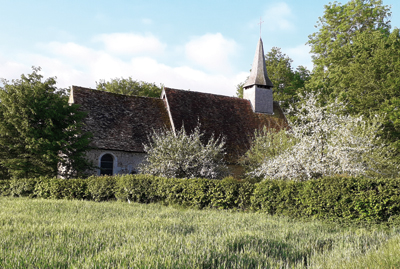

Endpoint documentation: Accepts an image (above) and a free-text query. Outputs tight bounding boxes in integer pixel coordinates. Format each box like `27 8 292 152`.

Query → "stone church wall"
86 149 146 176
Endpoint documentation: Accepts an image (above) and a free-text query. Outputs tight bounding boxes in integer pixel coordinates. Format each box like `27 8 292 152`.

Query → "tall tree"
0 67 92 179
307 0 391 99
96 77 163 98
306 0 400 148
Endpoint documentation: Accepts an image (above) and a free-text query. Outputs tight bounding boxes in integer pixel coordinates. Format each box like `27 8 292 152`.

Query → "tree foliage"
306 0 400 149
265 48 310 112
140 126 228 179
307 0 391 78
240 127 296 173
96 77 163 98
0 67 92 179
249 93 398 181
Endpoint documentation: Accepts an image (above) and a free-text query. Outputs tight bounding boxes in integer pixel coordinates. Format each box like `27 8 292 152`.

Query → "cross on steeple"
258 17 264 37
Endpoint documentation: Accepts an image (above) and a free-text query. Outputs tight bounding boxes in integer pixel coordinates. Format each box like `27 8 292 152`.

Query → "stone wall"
243 86 273 114
86 149 146 176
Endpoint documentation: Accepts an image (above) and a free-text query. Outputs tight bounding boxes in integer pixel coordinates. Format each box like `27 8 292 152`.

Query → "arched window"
100 154 114 175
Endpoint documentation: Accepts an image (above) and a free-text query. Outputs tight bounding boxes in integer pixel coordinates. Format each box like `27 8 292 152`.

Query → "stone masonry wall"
86 149 146 176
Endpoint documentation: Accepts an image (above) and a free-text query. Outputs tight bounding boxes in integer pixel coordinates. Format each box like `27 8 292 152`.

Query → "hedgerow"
1 175 400 223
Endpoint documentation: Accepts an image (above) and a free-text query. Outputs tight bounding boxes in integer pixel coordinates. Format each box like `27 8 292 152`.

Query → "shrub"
34 177 89 200
251 176 400 223
0 179 11 196
115 174 160 203
2 174 400 223
87 176 116 202
140 125 229 179
9 177 38 197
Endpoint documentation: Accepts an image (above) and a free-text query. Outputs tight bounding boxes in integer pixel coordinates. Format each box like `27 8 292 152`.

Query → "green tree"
307 0 391 99
307 0 391 81
240 127 296 173
307 0 400 148
0 67 92 179
96 77 163 98
266 48 309 111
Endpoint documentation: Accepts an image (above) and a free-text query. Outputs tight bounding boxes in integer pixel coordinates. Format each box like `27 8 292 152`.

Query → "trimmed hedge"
252 176 400 223
1 175 400 223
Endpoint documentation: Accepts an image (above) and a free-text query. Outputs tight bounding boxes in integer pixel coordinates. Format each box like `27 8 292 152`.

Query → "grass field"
1 197 400 268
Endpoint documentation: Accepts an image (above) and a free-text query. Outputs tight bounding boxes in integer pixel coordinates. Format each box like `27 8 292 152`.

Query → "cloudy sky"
1 0 399 96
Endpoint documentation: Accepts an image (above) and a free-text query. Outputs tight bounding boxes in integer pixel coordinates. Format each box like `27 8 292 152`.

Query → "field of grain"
1 197 399 268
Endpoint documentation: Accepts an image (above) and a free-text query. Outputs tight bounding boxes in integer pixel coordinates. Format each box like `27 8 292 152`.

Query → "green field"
1 197 400 268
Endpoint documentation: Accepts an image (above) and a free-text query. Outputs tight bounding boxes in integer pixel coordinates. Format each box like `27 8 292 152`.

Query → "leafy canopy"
140 125 228 179
306 0 400 150
96 77 162 98
0 67 92 179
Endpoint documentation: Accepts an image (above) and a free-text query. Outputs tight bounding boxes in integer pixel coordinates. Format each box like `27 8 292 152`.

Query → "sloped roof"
70 86 171 152
243 38 273 88
163 88 287 162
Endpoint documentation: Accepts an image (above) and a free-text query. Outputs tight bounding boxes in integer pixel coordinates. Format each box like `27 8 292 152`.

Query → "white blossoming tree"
139 126 228 179
249 93 398 181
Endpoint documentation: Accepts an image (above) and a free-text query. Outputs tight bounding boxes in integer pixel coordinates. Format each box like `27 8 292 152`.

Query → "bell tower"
243 38 274 114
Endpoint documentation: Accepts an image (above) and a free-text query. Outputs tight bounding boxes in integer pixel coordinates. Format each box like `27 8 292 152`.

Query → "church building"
68 38 288 176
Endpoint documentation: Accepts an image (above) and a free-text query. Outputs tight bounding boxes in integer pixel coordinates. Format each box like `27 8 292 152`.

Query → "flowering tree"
249 93 398 181
241 126 296 172
139 126 228 179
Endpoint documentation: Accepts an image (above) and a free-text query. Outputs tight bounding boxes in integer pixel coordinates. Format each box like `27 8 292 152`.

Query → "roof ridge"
164 87 244 100
71 85 161 100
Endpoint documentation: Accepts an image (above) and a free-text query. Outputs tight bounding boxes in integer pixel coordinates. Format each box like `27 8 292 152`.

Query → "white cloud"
45 42 101 65
185 33 238 74
94 33 166 56
263 3 295 31
284 44 313 70
1 39 244 96
0 57 30 82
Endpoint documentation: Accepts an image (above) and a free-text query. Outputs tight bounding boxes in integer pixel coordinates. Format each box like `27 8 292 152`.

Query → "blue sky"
1 0 399 96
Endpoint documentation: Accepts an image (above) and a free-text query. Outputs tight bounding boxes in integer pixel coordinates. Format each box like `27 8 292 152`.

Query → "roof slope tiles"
70 86 171 152
163 88 287 162
70 86 287 163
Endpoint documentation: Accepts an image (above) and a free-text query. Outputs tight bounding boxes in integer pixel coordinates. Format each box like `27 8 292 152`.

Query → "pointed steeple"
243 38 273 89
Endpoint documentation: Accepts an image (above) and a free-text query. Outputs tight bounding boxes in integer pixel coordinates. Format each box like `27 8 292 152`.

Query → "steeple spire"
243 38 273 89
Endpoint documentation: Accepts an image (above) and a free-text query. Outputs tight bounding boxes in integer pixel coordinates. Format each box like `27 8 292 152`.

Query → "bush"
2 175 400 223
34 177 89 200
114 174 160 203
241 127 295 172
0 179 11 196
87 176 116 202
140 125 228 179
9 177 39 197
251 176 400 223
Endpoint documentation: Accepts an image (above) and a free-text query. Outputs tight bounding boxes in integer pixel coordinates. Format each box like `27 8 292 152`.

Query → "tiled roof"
70 86 288 162
70 86 171 152
163 88 287 162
